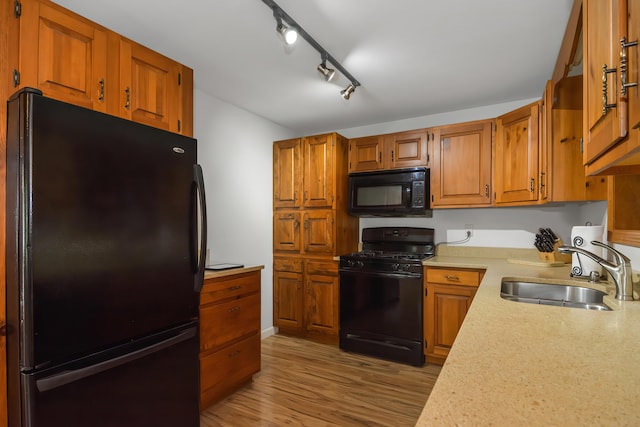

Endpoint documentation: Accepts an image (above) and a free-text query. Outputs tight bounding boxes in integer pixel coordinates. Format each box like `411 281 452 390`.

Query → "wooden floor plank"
200 334 441 426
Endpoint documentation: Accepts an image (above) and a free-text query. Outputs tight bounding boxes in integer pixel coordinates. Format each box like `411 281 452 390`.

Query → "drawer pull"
228 285 242 291
124 86 131 110
98 78 105 102
228 307 240 313
228 350 240 358
445 275 460 282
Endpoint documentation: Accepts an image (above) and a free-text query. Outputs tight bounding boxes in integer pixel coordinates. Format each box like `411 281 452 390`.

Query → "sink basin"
500 280 612 311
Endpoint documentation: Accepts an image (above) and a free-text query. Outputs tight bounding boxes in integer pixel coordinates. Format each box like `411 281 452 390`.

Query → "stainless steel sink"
500 280 612 311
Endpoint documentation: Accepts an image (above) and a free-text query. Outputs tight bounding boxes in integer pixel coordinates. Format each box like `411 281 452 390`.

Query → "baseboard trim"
261 326 277 340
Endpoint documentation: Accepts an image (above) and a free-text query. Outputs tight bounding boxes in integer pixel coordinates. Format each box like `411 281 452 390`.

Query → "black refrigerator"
5 88 207 427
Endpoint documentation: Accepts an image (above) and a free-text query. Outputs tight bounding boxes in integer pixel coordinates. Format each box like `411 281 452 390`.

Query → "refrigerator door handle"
193 164 207 292
35 327 197 393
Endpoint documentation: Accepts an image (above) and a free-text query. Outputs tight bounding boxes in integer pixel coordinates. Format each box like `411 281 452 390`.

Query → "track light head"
317 60 336 82
276 18 298 45
341 83 356 100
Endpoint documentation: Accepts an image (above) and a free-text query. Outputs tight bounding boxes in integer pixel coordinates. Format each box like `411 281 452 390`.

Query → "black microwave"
348 167 432 217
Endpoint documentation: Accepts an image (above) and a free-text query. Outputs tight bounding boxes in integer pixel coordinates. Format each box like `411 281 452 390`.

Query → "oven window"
356 185 403 206
339 271 422 340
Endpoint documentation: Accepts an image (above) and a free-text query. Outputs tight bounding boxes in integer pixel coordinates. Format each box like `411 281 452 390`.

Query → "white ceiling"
54 0 574 135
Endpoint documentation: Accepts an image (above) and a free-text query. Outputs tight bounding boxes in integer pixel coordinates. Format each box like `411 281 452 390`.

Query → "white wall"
335 98 540 138
359 202 608 249
194 89 295 334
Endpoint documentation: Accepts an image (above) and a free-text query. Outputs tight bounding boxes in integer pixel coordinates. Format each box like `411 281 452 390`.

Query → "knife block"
538 239 572 263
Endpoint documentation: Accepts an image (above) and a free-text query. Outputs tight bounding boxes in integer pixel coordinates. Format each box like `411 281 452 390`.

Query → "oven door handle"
338 269 422 280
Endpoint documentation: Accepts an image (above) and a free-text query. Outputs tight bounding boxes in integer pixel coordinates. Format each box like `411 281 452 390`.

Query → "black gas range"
338 227 435 366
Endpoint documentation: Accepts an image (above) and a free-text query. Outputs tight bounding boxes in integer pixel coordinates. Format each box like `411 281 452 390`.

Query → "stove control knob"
392 263 400 271
356 261 365 269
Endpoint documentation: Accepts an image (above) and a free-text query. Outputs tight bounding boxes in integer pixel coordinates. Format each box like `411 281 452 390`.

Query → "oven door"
339 268 424 365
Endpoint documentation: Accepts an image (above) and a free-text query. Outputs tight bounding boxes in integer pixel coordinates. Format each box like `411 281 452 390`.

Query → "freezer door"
7 91 203 369
17 325 199 427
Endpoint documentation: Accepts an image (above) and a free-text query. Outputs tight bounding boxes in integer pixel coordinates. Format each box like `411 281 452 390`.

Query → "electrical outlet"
464 224 473 237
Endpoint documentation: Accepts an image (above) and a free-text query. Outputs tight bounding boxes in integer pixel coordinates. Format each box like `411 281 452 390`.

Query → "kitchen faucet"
558 241 636 301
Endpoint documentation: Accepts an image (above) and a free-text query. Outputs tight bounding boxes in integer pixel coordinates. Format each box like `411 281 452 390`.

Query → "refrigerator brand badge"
172 147 185 154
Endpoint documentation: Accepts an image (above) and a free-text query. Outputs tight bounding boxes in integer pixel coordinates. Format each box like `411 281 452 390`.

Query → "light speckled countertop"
416 247 640 426
203 265 263 280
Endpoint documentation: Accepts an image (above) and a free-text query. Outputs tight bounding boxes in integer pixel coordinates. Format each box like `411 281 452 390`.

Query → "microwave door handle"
404 185 412 207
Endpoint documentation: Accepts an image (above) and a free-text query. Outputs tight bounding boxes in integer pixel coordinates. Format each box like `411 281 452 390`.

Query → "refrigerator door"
6 90 204 369
20 324 199 427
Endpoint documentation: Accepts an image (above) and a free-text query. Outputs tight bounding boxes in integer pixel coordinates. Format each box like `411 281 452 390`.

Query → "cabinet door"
431 121 492 207
348 136 384 173
584 0 628 163
119 39 181 133
386 130 429 169
200 293 260 352
494 101 540 203
627 0 640 132
273 270 304 332
273 139 302 209
19 0 108 111
425 283 476 364
304 261 339 338
303 134 335 208
273 211 301 253
302 210 334 255
608 175 640 246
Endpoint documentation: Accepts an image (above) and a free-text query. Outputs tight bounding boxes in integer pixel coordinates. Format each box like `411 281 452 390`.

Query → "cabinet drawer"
200 334 260 408
305 260 338 276
200 293 260 352
200 272 259 305
274 257 303 273
426 268 481 287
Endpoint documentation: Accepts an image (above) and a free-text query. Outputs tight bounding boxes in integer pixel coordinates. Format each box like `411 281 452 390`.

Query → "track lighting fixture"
340 84 356 100
317 54 336 82
261 0 361 99
275 17 297 45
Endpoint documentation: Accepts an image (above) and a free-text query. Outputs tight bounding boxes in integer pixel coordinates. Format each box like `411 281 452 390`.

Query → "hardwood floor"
200 334 441 426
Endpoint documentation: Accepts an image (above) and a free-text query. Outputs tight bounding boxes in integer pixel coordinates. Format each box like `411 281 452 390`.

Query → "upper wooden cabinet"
430 120 493 207
583 0 627 164
546 77 608 201
119 38 183 134
385 130 430 169
494 101 541 204
18 0 108 112
348 136 384 172
303 134 336 209
273 138 302 209
274 134 343 210
349 129 429 173
14 0 193 136
583 0 640 174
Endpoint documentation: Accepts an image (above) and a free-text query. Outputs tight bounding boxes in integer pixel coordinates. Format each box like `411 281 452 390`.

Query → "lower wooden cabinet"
199 270 261 410
273 257 339 344
424 267 484 365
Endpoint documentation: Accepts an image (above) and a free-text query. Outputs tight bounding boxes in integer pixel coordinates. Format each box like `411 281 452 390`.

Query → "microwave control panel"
411 181 424 207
